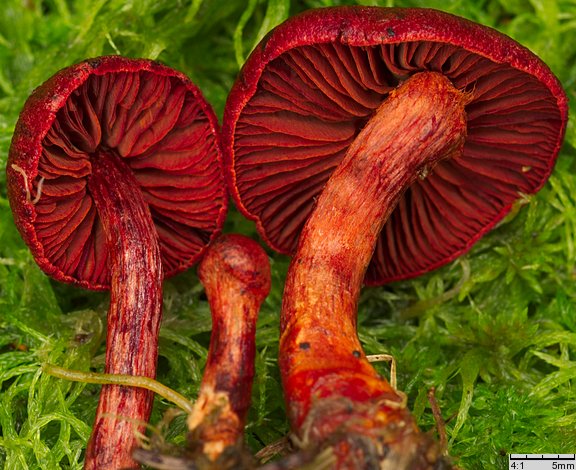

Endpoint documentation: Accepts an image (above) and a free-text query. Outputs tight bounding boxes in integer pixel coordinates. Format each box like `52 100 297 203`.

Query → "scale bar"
510 455 576 461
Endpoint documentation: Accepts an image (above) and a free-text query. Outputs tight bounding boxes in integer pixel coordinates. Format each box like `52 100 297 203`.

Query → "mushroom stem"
84 150 163 470
188 234 271 466
280 72 468 467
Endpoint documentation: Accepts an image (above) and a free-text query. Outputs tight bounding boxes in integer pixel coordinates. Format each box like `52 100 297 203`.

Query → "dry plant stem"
189 234 271 462
428 387 449 455
280 72 468 468
42 364 194 414
85 151 163 470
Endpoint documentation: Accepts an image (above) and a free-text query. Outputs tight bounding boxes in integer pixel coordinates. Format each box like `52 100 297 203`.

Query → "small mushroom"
131 234 270 470
187 233 271 467
7 56 227 469
223 7 567 468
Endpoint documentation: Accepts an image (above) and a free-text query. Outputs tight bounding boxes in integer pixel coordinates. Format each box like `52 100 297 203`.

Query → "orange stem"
280 72 468 467
189 234 271 463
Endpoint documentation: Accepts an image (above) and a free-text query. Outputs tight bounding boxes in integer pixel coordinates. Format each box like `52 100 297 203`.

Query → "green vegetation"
1 0 575 469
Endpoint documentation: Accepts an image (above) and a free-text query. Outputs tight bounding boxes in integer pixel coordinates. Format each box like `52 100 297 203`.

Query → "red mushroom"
223 7 568 468
187 233 271 467
7 56 227 469
131 234 270 469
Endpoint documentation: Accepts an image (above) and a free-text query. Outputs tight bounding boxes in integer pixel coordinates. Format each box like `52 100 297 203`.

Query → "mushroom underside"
232 40 563 283
33 69 224 288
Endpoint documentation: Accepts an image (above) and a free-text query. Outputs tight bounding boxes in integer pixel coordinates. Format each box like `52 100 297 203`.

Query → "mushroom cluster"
5 6 568 470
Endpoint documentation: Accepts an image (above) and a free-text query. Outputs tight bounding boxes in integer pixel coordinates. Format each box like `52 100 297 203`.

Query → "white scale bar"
509 455 576 470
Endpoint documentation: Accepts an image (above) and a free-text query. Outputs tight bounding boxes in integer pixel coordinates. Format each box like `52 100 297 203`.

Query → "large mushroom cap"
8 56 228 290
223 7 568 285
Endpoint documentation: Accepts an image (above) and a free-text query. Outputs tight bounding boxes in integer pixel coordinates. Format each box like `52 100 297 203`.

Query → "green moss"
1 0 575 468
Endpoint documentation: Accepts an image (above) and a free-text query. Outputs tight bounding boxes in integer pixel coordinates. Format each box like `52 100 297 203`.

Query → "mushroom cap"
8 56 228 291
222 7 568 285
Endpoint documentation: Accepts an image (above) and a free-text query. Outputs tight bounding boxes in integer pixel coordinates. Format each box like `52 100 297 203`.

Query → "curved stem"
280 72 468 468
43 364 194 414
85 151 163 470
188 234 270 464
